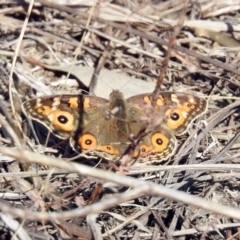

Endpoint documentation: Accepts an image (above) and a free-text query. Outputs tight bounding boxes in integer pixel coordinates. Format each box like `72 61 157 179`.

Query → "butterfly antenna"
89 47 110 96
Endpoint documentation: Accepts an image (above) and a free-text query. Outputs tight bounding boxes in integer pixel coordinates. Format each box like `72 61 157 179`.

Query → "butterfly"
22 90 207 165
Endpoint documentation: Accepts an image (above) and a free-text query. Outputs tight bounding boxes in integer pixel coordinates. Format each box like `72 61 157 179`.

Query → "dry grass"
0 0 240 239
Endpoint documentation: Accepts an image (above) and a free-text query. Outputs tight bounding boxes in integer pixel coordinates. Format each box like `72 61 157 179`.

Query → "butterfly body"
22 90 207 164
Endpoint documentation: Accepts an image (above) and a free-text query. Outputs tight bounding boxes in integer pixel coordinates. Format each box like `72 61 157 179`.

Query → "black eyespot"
85 139 92 145
57 115 68 124
107 146 112 150
171 112 180 121
40 106 45 111
156 138 163 145
187 103 192 107
141 148 146 152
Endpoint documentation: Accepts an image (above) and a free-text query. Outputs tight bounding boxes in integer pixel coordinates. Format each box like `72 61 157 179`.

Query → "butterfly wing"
22 94 109 139
127 92 208 135
124 92 207 164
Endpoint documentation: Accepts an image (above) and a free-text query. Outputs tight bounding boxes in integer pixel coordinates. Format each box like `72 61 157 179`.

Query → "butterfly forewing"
126 92 207 135
22 94 108 139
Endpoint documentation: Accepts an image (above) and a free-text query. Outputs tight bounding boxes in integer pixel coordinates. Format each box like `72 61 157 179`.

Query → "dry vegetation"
0 0 240 239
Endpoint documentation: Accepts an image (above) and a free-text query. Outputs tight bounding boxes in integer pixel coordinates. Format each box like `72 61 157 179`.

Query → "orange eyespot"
34 105 52 115
181 101 196 112
139 144 153 156
99 145 120 155
165 109 186 130
78 134 97 150
151 133 169 152
51 110 75 132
